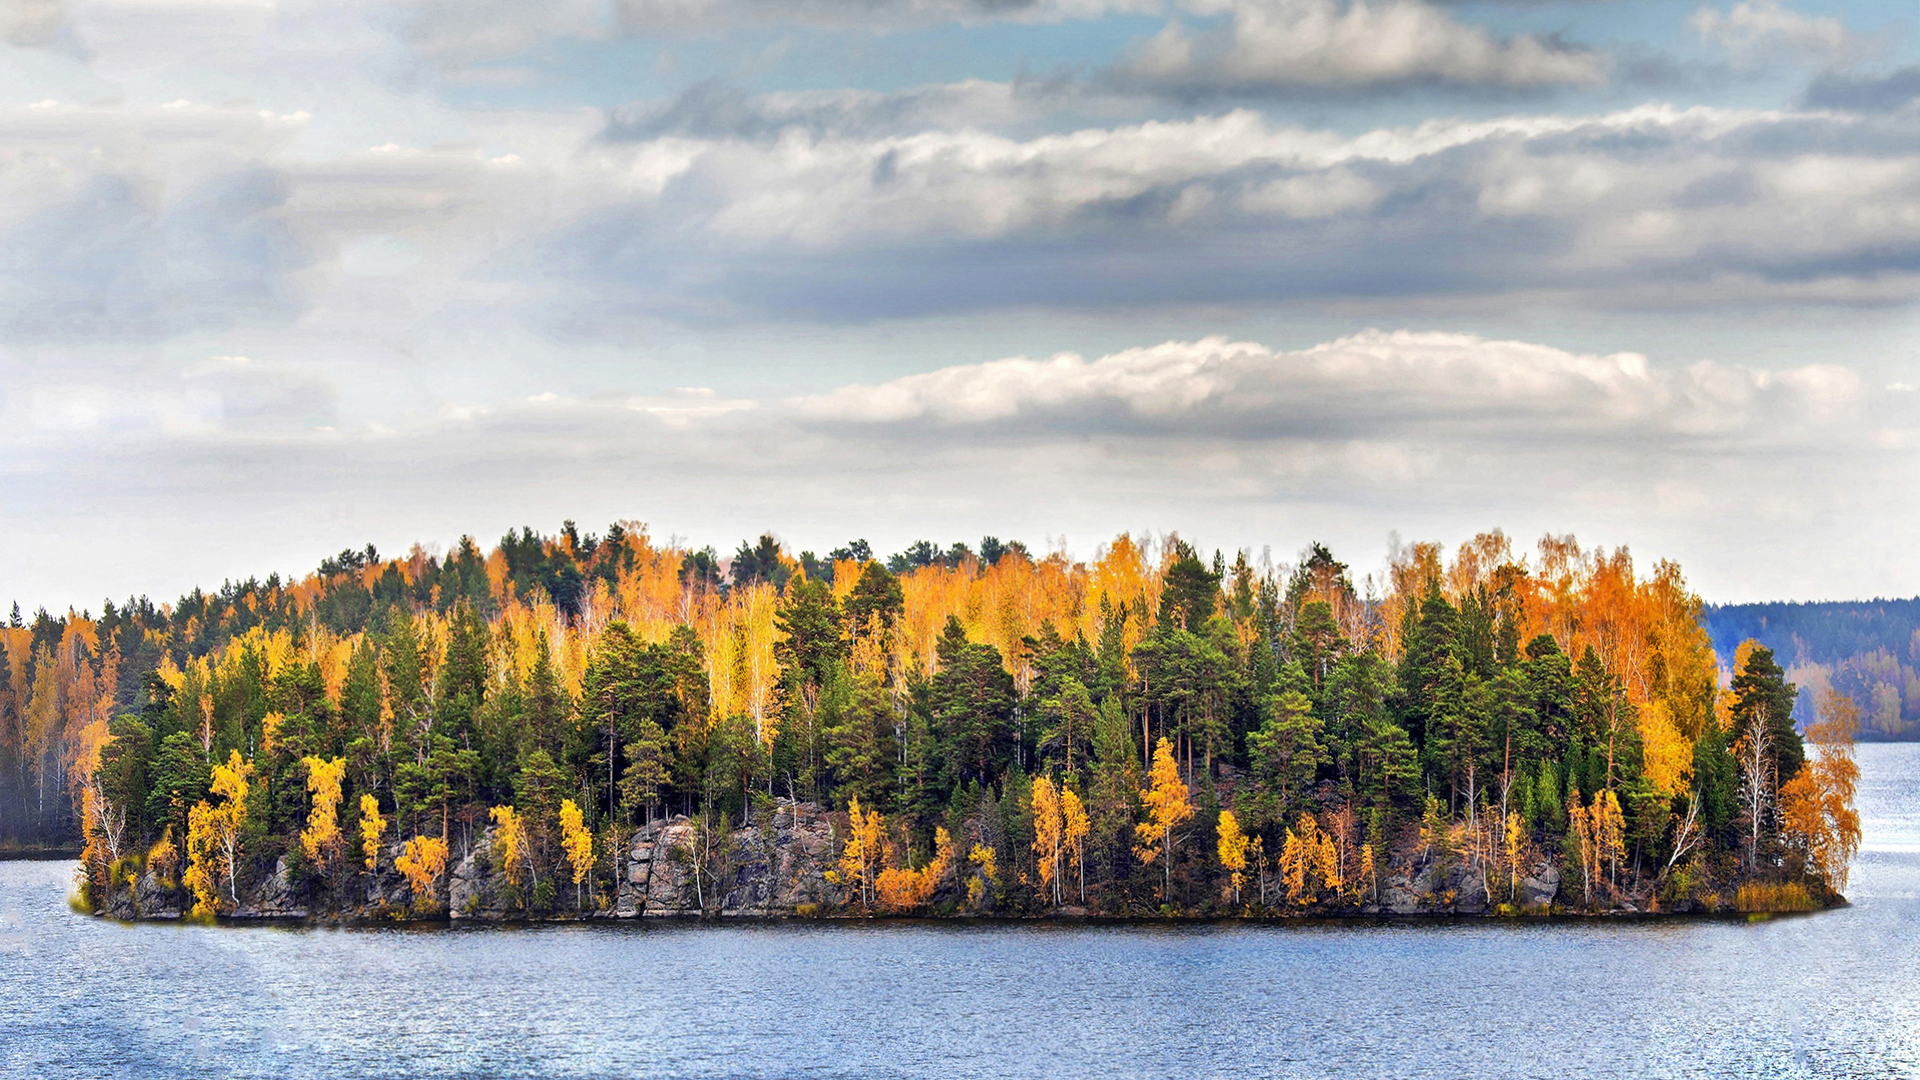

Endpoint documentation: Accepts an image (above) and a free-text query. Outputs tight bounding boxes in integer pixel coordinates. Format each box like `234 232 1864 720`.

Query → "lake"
6 744 1920 1079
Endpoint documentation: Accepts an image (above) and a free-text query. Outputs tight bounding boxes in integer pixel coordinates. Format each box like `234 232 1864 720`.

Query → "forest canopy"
0 524 1861 918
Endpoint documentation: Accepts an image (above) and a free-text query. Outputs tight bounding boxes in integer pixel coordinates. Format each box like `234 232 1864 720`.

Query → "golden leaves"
875 826 955 914
358 794 386 873
396 834 449 911
559 798 594 888
1133 737 1193 868
835 796 885 911
489 804 529 890
1782 691 1864 893
185 750 253 918
1216 808 1249 905
299 756 348 867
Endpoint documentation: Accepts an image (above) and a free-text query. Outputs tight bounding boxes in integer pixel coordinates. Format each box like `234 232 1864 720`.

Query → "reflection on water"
4 744 1919 1079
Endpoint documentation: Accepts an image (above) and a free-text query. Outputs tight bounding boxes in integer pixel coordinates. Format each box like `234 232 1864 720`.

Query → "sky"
2 0 1920 611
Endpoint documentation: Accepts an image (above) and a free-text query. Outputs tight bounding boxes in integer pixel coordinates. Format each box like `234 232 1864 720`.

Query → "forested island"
0 525 1862 922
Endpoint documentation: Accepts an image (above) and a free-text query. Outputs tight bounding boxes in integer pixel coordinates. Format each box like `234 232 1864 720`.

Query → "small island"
4 524 1860 923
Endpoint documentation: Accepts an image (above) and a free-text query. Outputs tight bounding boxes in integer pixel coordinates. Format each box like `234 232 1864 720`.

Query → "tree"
844 561 904 656
358 794 386 874
299 756 348 870
1134 738 1193 903
396 834 449 913
774 574 846 795
1039 678 1095 776
1032 774 1064 907
559 798 595 909
1061 786 1089 906
1248 688 1325 813
821 669 896 810
1780 692 1863 894
1734 701 1776 870
1277 812 1340 907
1158 541 1220 631
183 750 253 917
490 804 534 900
1729 642 1804 785
832 796 884 912
1568 788 1625 903
1216 808 1249 907
930 617 1014 789
146 731 209 842
1290 600 1345 689
874 826 956 914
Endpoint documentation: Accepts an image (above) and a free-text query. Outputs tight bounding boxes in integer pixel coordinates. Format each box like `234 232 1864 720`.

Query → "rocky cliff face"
435 798 847 921
93 797 1585 922
613 799 844 918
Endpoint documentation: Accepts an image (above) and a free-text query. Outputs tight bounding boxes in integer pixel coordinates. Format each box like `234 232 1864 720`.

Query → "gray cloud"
0 104 309 342
1805 67 1920 114
603 76 1106 142
527 102 1920 325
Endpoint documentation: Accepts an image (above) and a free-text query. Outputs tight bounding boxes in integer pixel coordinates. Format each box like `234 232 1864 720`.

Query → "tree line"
1705 598 1920 740
0 524 1860 917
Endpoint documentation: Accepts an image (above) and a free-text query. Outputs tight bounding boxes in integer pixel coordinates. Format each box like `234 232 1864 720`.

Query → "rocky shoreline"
87 798 1825 924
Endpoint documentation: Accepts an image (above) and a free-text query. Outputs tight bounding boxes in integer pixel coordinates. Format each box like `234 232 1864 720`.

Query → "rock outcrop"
616 800 843 917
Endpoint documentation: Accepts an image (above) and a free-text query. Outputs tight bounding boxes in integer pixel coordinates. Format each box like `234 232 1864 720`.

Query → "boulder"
1519 864 1560 909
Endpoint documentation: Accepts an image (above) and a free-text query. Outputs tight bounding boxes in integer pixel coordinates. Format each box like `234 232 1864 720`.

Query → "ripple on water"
3 743 1918 1079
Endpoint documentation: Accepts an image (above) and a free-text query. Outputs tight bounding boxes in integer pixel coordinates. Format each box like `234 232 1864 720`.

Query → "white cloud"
1690 0 1854 67
790 329 1863 447
1118 0 1608 93
4 328 1909 608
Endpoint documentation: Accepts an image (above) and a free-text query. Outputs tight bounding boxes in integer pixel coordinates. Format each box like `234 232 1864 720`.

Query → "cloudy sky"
2 0 1919 609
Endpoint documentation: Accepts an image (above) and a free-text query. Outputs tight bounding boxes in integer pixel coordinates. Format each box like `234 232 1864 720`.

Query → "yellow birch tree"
299 756 348 869
1061 787 1089 906
1216 809 1249 908
396 834 449 913
359 794 386 874
560 798 595 909
1134 737 1193 903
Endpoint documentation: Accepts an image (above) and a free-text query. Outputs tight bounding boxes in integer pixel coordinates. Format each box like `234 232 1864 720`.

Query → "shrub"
1735 882 1816 913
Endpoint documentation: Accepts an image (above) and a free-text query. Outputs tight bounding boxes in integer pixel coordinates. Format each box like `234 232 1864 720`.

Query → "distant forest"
1705 600 1920 740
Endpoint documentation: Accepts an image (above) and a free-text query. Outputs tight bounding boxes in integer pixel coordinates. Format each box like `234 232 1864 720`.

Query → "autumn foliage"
14 521 1860 920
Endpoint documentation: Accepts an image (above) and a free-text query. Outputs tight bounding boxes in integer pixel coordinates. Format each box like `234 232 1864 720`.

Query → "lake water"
7 745 1920 1080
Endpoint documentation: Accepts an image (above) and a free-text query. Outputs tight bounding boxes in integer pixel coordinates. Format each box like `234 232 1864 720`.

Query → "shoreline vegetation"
0 524 1861 924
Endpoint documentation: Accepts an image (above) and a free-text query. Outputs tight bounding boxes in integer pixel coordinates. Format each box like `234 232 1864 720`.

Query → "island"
1 524 1859 922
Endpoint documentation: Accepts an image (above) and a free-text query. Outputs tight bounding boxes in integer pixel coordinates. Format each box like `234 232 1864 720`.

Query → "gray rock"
615 800 844 917
232 856 306 918
1519 864 1560 909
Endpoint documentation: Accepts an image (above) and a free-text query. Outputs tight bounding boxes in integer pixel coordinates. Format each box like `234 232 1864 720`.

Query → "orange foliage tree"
1782 692 1864 894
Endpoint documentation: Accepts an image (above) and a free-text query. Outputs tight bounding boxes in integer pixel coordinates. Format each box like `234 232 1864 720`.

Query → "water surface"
7 744 1920 1079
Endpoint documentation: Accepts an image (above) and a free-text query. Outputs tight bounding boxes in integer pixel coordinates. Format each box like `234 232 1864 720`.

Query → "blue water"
6 745 1920 1079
